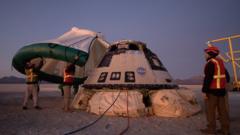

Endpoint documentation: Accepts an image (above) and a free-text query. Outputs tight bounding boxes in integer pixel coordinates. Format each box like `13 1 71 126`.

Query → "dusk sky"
0 0 240 79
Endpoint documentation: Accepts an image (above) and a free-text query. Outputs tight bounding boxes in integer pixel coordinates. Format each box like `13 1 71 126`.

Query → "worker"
200 46 230 135
22 59 43 110
58 83 64 96
62 56 79 112
73 84 79 95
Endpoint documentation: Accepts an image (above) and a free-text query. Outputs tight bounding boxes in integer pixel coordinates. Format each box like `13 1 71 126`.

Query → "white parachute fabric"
83 39 110 76
151 89 201 117
37 27 109 79
88 91 146 117
49 27 108 53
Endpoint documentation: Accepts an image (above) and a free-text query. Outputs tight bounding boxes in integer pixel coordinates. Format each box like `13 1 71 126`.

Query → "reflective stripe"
211 59 225 89
213 75 225 79
25 68 38 82
65 75 74 78
27 74 38 82
63 70 74 83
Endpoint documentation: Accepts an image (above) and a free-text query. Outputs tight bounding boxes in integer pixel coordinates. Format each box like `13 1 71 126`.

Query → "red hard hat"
204 46 219 55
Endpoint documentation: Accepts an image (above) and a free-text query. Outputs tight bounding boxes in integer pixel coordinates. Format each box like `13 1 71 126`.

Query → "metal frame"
207 35 240 90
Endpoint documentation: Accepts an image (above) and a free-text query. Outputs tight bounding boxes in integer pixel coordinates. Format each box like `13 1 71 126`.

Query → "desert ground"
0 84 239 135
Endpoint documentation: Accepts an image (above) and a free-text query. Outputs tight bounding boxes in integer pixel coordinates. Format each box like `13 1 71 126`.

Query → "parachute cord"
119 89 130 135
69 37 92 48
63 36 95 64
11 59 14 71
11 64 14 71
85 36 98 63
87 36 97 54
64 90 122 135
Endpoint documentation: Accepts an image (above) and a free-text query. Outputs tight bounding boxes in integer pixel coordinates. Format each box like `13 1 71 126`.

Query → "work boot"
217 129 231 135
200 128 216 134
28 94 33 100
22 106 28 110
34 106 42 110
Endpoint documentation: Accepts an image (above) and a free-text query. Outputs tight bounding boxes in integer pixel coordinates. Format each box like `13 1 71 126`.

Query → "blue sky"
0 0 240 79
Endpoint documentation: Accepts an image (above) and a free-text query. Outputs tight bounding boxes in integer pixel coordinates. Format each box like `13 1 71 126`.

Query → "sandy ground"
0 84 239 135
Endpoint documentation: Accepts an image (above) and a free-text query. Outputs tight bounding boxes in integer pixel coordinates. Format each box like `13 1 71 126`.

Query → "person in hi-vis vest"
200 46 230 135
62 56 79 112
23 59 43 110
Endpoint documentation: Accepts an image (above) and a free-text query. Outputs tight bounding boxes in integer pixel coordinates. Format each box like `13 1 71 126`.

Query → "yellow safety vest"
25 68 38 83
63 69 74 84
205 58 226 89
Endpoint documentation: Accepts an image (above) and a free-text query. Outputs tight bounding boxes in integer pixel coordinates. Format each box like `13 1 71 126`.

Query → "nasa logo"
137 67 146 75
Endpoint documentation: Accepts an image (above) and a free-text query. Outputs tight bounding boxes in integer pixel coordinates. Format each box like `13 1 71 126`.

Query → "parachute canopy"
12 27 110 83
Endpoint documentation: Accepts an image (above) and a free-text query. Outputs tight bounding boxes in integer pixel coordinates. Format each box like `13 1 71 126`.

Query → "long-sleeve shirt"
202 58 230 96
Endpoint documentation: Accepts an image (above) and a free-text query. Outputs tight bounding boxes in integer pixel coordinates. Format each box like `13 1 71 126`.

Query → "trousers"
63 85 71 110
23 83 39 107
205 93 230 132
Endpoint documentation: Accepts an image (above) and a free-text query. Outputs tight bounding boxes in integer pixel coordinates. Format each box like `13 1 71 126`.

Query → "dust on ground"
0 84 239 135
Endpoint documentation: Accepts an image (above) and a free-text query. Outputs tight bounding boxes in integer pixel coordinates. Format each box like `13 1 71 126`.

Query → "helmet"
204 46 219 55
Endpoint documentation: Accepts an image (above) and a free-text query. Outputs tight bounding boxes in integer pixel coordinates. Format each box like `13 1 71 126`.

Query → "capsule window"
152 57 161 67
109 45 118 52
98 72 108 82
125 71 135 82
129 43 139 50
143 47 167 71
110 72 121 80
98 53 113 67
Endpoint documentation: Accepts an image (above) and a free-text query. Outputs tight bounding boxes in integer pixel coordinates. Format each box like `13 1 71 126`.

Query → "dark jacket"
202 57 230 96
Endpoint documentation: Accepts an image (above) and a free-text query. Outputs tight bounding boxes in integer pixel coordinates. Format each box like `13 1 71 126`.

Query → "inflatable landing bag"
88 91 146 117
71 88 95 110
151 89 201 117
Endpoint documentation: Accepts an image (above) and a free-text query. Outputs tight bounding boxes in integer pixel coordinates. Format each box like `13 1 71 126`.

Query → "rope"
119 89 130 135
11 60 14 71
64 90 122 135
63 36 95 65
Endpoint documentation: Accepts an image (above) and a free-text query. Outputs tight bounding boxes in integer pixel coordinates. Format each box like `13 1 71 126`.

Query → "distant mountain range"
0 75 203 85
0 76 25 84
0 76 51 84
173 75 203 85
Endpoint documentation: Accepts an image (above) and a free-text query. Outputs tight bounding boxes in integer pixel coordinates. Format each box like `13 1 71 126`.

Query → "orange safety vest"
63 69 74 84
25 68 38 83
206 57 226 89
